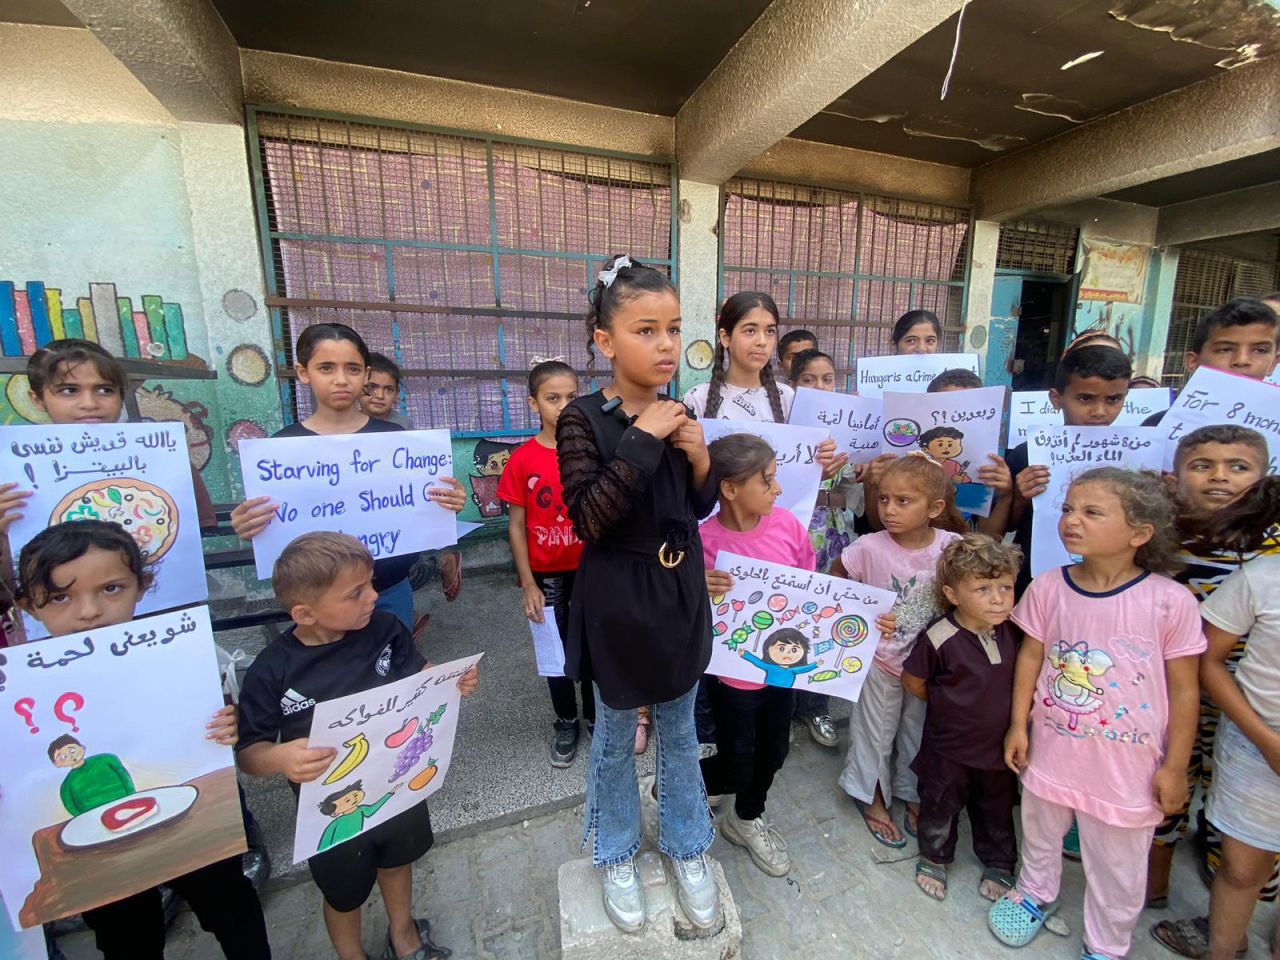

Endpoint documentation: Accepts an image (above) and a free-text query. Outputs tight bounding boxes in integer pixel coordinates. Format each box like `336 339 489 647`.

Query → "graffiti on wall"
469 439 523 518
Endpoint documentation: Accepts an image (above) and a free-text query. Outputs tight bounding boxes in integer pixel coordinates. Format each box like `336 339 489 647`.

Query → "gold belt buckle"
658 543 685 569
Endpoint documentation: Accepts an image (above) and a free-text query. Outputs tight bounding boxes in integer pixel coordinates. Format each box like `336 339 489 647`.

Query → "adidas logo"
280 688 317 715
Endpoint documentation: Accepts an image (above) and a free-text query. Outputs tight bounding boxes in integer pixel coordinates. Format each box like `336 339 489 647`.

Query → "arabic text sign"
788 387 883 465
854 353 980 398
239 430 459 578
0 607 241 929
707 551 894 703
294 653 483 864
0 422 206 638
1155 366 1280 473
1007 387 1174 446
701 420 827 528
1027 426 1165 577
880 386 1005 517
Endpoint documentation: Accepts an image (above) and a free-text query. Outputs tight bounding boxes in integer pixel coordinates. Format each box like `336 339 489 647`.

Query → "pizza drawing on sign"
52 480 180 561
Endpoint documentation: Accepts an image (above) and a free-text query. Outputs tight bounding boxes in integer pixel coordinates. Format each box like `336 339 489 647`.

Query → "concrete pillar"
1136 248 1181 381
962 220 1000 375
676 180 723 392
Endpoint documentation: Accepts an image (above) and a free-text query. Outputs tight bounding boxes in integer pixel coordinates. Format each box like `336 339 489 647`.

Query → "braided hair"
705 292 786 422
585 254 675 367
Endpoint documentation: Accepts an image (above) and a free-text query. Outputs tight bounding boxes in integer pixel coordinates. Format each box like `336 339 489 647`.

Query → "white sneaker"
601 859 645 933
721 808 790 877
673 854 720 929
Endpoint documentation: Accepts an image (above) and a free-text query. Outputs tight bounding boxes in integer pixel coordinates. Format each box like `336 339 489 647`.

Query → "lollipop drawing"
831 614 869 648
750 610 775 651
883 418 921 448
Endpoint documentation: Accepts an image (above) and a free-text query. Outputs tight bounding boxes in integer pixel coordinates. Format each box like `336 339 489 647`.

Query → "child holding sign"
14 520 268 960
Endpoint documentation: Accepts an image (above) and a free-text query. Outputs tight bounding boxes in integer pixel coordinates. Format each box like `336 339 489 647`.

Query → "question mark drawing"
14 697 38 734
55 692 85 732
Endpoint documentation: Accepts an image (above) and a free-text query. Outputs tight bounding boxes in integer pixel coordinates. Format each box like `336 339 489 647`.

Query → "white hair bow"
598 256 633 289
529 355 566 367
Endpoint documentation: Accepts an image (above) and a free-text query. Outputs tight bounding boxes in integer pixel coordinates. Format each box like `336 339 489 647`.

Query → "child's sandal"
914 859 947 901
988 890 1060 947
979 867 1015 902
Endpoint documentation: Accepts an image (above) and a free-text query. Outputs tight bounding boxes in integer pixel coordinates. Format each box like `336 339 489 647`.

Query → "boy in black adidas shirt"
237 532 477 960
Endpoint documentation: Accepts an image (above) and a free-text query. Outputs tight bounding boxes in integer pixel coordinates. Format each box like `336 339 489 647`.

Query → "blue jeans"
375 577 413 630
583 682 714 866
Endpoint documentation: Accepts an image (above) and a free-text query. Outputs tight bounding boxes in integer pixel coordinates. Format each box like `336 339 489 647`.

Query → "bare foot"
905 803 920 835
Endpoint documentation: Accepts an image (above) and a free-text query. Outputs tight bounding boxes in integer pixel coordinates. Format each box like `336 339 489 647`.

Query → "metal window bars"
995 220 1079 276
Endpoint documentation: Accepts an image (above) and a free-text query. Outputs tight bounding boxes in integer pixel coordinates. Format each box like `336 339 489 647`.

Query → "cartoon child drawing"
469 439 521 518
738 627 820 688
316 778 400 853
917 426 971 483
48 734 135 816
1045 640 1116 730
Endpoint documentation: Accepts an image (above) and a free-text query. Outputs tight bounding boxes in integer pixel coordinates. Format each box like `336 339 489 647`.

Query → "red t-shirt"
496 437 582 573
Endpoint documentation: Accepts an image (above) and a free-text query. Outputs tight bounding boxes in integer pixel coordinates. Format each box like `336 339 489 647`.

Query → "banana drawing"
322 733 369 785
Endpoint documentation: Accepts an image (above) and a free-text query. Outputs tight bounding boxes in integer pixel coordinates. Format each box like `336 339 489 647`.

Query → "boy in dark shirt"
237 532 477 960
902 534 1022 903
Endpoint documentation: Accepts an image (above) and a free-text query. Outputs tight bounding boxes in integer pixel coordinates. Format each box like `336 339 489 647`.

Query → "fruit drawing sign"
0 606 244 930
0 422 206 640
293 653 483 864
706 551 895 703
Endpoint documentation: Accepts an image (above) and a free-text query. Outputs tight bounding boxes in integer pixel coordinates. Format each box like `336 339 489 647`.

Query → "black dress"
557 392 717 710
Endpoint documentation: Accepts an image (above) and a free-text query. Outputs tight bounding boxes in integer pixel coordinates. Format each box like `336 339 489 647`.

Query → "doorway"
1011 280 1071 390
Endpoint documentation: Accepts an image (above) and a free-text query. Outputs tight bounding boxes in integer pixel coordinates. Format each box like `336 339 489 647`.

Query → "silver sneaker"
803 714 839 748
673 854 720 929
721 808 790 877
601 859 645 933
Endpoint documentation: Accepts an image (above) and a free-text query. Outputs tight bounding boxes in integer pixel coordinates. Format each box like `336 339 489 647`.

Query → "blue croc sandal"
988 890 1059 947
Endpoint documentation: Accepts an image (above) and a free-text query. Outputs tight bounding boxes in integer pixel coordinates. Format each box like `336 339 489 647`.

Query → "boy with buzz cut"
362 352 414 429
236 532 477 960
777 329 819 379
902 533 1023 904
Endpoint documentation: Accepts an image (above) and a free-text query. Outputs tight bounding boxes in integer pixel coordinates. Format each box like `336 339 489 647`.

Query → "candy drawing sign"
788 387 883 465
707 551 895 703
1006 387 1174 446
1154 366 1280 473
701 420 827 528
880 386 1004 517
0 422 207 640
293 654 482 864
0 607 244 930
1027 426 1165 577
855 353 980 398
239 430 460 578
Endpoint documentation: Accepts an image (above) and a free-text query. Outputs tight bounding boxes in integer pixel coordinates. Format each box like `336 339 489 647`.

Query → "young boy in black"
237 532 477 960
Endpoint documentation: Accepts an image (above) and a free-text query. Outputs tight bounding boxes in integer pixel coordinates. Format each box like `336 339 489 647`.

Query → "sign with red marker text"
1154 366 1280 473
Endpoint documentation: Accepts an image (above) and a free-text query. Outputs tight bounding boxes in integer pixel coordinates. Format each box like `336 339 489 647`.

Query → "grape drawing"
389 722 435 783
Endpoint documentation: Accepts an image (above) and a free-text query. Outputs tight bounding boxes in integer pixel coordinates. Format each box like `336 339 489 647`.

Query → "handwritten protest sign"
239 430 459 578
788 387 883 465
880 386 1004 517
0 422 206 639
1155 366 1280 472
701 420 827 528
293 653 482 864
1027 426 1165 577
0 607 243 930
855 353 980 398
1007 387 1175 446
707 551 894 703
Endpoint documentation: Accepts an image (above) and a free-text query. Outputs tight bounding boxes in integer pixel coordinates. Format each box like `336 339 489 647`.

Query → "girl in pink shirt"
989 468 1204 960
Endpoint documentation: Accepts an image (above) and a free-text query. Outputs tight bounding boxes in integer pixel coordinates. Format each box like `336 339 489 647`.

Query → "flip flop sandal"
853 798 907 849
915 859 947 901
979 867 1015 901
988 890 1061 947
1150 915 1248 959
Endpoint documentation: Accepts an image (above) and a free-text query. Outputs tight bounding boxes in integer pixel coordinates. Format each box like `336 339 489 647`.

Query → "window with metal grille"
246 108 675 435
1164 248 1279 386
995 220 1079 276
719 178 971 383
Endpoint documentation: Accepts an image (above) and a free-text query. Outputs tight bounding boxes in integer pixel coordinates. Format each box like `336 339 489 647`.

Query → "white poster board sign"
707 551 894 703
1155 366 1280 473
293 653 482 864
1007 388 1175 446
239 430 459 578
701 420 827 528
0 607 242 930
0 422 207 640
880 386 1005 517
1027 426 1165 577
788 387 883 465
855 353 980 398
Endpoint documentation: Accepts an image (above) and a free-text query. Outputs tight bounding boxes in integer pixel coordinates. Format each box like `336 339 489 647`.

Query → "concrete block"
559 852 742 960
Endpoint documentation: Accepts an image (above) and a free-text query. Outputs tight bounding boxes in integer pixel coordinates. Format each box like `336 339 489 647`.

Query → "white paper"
0 897 45 959
701 420 827 528
1154 366 1280 473
530 609 566 677
1007 387 1175 446
293 653 483 864
1027 426 1166 577
0 422 207 640
0 607 241 929
854 353 980 398
788 387 883 465
879 386 1005 517
239 430 460 578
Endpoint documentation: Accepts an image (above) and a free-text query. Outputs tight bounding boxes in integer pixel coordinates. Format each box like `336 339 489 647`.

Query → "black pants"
912 748 1018 871
794 690 830 720
706 680 793 821
534 571 594 724
82 854 270 960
